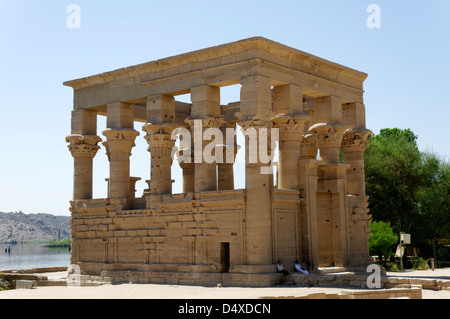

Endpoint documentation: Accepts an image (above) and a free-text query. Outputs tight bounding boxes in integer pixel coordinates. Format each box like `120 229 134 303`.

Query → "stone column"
341 102 372 196
308 95 349 267
178 127 195 193
143 94 177 195
187 85 223 193
309 96 347 164
272 84 309 190
66 135 101 200
217 163 234 190
66 109 101 200
272 116 308 190
341 102 373 268
310 123 347 164
186 117 223 192
238 75 273 266
179 162 195 193
298 134 320 269
103 129 139 199
217 121 238 191
129 177 141 199
300 134 318 160
143 124 176 194
342 129 372 195
103 102 139 200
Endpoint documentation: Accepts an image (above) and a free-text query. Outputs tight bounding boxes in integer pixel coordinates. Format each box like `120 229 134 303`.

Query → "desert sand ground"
1 268 450 299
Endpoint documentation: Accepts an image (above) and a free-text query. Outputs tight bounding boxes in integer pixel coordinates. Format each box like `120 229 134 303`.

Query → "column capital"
185 116 224 131
145 133 176 150
142 123 176 195
308 123 348 149
300 134 318 159
142 122 175 135
341 129 373 153
142 123 177 154
66 134 102 158
102 128 139 154
237 118 272 131
272 114 309 141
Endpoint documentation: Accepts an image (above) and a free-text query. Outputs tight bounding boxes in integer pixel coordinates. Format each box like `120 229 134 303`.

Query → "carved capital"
102 128 139 157
185 116 224 132
145 133 176 149
142 124 177 161
66 134 102 158
300 134 318 158
142 123 176 136
237 118 272 132
341 129 373 153
308 123 347 149
272 114 308 141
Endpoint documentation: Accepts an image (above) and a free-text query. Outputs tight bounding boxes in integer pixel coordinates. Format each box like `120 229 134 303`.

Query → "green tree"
369 220 398 261
414 152 450 261
365 127 450 265
371 128 418 145
365 128 421 233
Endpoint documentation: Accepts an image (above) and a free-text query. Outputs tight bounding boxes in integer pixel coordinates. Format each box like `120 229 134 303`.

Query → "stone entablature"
65 37 372 286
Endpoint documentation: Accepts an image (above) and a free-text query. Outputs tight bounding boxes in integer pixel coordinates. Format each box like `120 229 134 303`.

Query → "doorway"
220 242 230 273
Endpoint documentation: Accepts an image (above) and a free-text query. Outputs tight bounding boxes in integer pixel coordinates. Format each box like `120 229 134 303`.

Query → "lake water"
0 243 70 271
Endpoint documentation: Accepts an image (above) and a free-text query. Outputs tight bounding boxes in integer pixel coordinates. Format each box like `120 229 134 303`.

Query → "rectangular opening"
220 242 230 273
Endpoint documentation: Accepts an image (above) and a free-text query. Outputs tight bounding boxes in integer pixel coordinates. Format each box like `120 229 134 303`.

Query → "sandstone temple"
64 37 372 286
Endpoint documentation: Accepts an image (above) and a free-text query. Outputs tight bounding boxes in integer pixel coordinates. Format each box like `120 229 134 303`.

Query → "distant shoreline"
43 244 70 248
1 239 71 247
44 239 71 248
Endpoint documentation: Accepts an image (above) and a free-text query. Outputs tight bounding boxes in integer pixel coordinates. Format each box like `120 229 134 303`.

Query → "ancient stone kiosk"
65 37 372 286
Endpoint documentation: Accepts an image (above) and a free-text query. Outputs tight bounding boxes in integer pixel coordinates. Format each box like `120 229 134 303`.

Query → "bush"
0 276 10 291
409 256 430 270
369 220 398 262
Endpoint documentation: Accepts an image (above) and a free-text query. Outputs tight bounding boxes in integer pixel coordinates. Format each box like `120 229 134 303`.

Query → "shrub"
409 256 430 270
369 220 398 262
0 276 10 291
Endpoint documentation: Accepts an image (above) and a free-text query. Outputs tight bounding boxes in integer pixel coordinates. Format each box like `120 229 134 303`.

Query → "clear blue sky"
0 0 449 216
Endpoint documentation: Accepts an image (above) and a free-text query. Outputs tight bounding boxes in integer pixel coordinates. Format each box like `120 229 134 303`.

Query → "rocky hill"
0 211 70 243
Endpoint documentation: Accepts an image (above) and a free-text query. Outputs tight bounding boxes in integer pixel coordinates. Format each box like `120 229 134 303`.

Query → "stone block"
187 228 202 236
16 280 37 289
167 221 183 229
182 221 197 229
437 280 450 290
177 214 194 222
106 102 134 129
193 213 207 222
202 228 218 236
